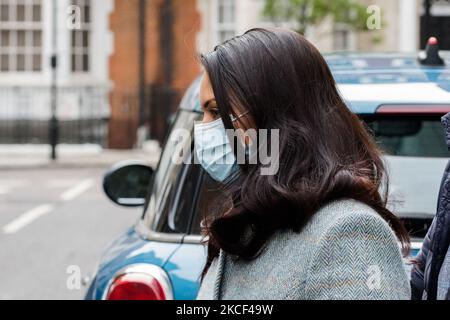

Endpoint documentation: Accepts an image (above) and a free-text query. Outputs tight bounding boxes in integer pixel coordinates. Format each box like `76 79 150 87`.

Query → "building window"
333 28 351 51
70 0 90 72
217 0 236 44
0 0 42 72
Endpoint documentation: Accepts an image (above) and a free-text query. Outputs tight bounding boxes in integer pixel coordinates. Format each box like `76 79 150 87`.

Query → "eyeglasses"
230 111 250 123
201 98 249 123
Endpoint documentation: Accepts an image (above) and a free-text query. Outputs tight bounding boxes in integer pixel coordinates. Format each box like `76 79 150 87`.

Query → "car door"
162 170 223 300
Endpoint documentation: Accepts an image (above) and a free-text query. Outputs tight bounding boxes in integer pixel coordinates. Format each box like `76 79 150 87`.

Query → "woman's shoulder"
268 198 409 299
279 198 400 251
298 198 410 299
316 197 381 218
270 198 395 244
308 198 393 235
269 198 397 254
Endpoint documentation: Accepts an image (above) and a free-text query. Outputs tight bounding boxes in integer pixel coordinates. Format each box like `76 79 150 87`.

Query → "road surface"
0 167 142 299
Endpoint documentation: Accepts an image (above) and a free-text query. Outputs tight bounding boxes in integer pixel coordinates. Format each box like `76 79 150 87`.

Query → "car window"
364 115 449 221
143 110 202 234
168 161 203 233
154 159 203 234
364 116 448 157
190 172 223 235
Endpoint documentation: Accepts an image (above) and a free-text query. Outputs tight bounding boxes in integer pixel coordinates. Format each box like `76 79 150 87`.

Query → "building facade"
0 0 113 145
2 0 449 148
196 0 450 54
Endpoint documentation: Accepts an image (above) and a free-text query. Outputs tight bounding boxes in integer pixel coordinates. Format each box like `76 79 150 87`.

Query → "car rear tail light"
105 264 173 300
376 104 450 115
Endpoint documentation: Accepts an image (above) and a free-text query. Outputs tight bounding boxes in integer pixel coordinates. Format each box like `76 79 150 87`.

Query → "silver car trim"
182 234 205 244
135 220 185 243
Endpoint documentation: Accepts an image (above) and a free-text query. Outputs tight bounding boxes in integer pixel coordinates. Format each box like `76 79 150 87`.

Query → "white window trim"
332 23 356 52
211 0 237 46
70 0 91 74
0 0 43 73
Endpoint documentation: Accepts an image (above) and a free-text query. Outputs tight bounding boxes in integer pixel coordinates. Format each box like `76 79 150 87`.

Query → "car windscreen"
363 115 449 238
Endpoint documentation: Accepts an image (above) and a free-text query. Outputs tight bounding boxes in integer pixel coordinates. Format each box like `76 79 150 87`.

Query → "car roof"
181 52 450 114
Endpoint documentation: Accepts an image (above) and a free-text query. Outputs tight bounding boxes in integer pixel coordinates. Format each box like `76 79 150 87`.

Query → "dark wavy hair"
199 27 410 279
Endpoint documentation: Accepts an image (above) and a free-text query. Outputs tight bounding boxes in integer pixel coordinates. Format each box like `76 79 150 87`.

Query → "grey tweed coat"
196 199 411 300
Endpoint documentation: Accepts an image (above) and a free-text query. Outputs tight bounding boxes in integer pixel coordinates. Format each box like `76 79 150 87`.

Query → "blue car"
85 47 450 300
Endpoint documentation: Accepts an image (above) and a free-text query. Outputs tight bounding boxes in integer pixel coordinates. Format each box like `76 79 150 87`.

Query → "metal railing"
0 86 110 146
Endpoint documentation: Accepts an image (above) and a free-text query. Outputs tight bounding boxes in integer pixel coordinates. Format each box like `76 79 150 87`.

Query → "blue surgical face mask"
194 118 238 182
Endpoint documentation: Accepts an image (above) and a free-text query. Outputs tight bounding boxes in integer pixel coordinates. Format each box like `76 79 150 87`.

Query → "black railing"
0 86 110 146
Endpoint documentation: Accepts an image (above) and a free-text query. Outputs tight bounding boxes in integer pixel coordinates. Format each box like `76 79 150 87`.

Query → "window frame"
186 168 219 236
0 0 43 73
332 23 356 52
70 0 91 73
136 110 204 242
213 0 237 45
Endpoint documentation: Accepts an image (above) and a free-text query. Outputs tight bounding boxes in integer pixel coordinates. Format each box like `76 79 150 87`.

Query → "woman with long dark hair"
194 28 410 300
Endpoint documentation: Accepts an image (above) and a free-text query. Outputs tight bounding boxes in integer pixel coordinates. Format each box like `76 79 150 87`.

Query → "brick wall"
108 0 201 149
109 0 140 149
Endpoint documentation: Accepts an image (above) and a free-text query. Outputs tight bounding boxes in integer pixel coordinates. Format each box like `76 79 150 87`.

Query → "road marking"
2 204 55 234
60 179 94 202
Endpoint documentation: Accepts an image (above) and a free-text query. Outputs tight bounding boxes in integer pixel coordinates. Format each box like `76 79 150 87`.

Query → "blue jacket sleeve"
410 218 436 300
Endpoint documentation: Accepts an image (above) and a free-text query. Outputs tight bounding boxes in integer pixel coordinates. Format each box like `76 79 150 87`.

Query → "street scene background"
1 0 449 299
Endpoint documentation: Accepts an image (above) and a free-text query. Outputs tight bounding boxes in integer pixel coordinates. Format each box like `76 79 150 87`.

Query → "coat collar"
212 249 226 300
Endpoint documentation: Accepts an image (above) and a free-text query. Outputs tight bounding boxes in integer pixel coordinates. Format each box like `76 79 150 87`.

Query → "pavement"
0 142 161 299
0 141 161 170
